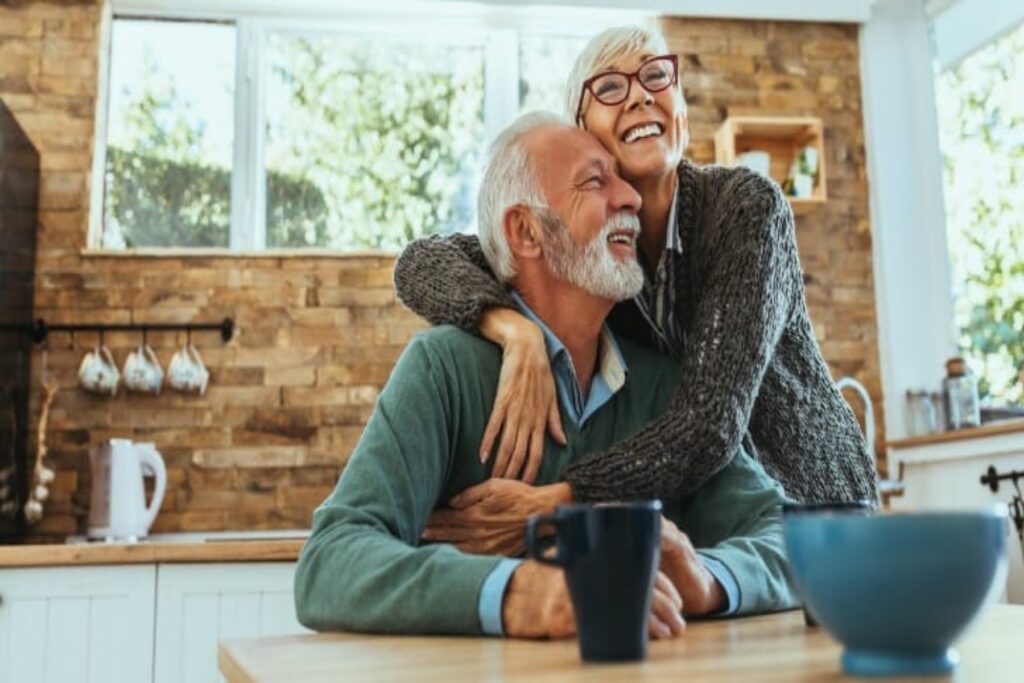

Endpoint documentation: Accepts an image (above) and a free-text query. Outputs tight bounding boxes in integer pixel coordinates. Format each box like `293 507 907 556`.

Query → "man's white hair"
477 111 568 282
564 25 682 126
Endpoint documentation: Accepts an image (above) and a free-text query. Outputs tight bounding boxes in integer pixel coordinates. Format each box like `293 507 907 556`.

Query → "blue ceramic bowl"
783 506 1008 677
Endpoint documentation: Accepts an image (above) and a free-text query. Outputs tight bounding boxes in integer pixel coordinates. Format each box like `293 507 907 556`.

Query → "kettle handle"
137 446 167 532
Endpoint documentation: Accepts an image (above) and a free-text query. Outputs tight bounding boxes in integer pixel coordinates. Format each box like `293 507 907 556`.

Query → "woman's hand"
479 308 567 483
421 480 572 556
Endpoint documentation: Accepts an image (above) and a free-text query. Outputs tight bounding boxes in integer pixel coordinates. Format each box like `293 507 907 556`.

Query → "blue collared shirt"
477 292 738 634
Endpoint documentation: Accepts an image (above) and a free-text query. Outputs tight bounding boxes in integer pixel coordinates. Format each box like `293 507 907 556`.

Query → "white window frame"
90 0 647 254
862 0 1024 440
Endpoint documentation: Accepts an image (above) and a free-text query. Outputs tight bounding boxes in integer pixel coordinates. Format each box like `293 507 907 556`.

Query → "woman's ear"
503 206 544 261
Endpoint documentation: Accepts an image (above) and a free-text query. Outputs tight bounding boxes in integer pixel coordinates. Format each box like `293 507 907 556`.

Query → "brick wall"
1 2 884 540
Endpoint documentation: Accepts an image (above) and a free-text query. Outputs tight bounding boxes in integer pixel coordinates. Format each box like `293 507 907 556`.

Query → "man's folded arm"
294 337 502 635
687 449 801 615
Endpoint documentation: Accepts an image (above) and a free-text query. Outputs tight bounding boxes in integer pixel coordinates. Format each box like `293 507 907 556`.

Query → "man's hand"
502 561 575 638
650 571 687 638
422 479 572 556
659 516 727 616
503 562 686 640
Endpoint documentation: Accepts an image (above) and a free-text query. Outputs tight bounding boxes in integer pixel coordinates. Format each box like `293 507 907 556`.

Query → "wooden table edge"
219 641 257 683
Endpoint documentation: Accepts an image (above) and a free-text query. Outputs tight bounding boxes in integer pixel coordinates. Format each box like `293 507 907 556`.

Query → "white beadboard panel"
0 565 156 683
153 562 307 683
7 600 46 683
89 596 129 683
45 597 91 683
259 590 306 636
219 593 262 640
181 593 220 683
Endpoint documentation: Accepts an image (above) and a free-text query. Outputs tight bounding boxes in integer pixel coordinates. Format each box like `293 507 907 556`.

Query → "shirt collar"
664 190 683 254
509 291 627 394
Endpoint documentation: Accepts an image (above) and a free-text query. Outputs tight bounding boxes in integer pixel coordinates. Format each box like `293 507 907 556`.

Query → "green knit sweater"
294 325 798 635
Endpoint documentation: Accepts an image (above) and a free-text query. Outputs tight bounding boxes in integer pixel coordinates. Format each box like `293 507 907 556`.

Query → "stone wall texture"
0 2 884 540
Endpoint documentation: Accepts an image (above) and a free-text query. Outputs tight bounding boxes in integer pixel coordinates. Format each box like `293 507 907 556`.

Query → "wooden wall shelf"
714 116 827 208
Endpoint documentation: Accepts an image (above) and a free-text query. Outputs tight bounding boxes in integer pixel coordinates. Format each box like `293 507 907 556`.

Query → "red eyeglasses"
575 54 679 126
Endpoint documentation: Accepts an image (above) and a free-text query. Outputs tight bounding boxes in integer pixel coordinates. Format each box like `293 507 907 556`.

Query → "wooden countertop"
219 604 1024 682
0 538 305 568
887 418 1024 450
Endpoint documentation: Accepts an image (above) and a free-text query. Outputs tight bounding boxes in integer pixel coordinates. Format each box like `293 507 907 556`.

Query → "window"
103 18 236 248
264 32 484 250
98 6 639 252
935 21 1024 406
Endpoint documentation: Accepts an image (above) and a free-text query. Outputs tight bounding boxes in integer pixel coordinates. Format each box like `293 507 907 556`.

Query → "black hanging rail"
980 466 1024 494
0 317 235 344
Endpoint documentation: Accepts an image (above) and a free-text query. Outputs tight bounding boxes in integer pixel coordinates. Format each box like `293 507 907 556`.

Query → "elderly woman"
394 25 877 527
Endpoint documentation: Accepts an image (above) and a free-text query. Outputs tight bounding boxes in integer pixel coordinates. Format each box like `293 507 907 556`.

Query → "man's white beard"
541 211 645 302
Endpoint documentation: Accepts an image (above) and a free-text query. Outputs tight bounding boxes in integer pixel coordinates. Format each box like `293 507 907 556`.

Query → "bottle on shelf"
942 357 981 430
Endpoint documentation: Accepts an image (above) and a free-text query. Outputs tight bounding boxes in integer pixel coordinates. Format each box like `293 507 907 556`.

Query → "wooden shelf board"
714 114 827 205
886 418 1024 450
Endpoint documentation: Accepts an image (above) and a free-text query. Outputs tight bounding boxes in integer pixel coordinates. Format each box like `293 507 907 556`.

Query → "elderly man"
294 112 798 638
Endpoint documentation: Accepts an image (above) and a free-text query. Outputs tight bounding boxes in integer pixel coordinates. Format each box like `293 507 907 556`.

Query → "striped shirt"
634 195 683 356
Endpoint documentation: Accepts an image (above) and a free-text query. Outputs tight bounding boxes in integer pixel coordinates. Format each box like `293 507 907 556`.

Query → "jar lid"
946 357 967 377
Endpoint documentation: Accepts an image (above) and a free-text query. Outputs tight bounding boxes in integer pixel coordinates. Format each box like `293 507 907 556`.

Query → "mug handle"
143 344 161 368
526 514 562 567
100 345 116 368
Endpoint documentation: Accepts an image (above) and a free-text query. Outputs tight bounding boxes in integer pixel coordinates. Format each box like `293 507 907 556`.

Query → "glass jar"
943 357 981 430
905 390 938 436
930 391 946 432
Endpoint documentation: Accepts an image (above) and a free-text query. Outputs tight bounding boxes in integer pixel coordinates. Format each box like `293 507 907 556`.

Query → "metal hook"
187 326 193 347
68 330 75 351
99 328 105 348
142 327 148 348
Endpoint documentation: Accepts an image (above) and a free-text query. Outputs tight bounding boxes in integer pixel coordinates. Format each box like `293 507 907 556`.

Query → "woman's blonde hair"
565 25 683 127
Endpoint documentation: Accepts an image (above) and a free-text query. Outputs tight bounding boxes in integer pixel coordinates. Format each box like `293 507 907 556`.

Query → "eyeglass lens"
590 57 675 105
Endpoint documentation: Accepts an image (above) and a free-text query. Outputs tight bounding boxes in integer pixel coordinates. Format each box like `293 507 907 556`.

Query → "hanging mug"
78 345 120 396
168 344 209 395
123 344 164 394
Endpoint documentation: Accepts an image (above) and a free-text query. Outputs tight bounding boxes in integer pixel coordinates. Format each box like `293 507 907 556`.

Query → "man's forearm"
542 482 574 510
295 505 502 635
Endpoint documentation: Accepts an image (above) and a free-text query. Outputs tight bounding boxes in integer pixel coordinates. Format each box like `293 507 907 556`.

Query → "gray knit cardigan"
392 159 878 505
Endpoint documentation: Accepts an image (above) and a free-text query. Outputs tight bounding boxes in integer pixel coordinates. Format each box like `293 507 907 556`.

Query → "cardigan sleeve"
393 232 517 331
563 179 801 502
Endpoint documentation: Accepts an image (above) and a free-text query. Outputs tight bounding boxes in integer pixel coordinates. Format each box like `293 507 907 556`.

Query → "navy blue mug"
525 500 662 662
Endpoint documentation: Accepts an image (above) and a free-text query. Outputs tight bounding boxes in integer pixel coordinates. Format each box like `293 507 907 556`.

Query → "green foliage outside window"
103 31 483 251
264 35 483 250
936 22 1024 405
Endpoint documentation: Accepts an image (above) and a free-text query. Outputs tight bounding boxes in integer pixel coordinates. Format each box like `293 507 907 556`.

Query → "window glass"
518 34 589 116
935 22 1024 406
103 18 236 248
264 33 484 249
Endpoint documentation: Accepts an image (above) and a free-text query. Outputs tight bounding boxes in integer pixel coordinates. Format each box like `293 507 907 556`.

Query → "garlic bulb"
34 485 49 502
39 466 55 484
24 499 43 523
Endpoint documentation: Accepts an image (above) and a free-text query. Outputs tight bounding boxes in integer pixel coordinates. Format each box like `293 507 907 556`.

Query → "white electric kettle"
88 438 167 542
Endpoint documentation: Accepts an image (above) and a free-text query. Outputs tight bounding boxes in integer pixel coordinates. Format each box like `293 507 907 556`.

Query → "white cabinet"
154 563 309 683
0 561 307 683
888 429 1024 603
0 565 156 683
